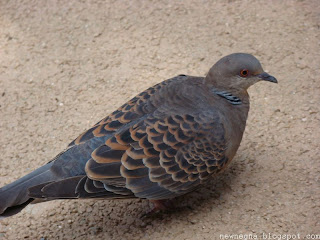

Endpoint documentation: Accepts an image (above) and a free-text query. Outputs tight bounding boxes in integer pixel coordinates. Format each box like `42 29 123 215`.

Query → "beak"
257 72 278 83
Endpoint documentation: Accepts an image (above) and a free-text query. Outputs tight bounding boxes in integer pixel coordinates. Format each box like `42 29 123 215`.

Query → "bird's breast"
220 103 249 161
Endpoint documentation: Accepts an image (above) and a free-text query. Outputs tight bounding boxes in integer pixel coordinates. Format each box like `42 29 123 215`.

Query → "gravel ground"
0 0 319 239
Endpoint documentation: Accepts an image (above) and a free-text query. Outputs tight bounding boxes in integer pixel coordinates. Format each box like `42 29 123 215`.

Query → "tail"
0 162 55 218
0 136 123 218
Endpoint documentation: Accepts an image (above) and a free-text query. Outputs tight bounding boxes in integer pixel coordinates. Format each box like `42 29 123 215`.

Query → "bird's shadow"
37 154 248 239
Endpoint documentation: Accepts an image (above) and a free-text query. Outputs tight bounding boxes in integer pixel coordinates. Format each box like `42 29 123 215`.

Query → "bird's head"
206 53 277 92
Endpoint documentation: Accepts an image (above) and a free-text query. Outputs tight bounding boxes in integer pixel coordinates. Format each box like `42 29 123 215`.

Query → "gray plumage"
0 53 277 218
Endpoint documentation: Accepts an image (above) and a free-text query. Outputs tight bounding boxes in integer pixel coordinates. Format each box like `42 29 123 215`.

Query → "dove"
0 53 277 218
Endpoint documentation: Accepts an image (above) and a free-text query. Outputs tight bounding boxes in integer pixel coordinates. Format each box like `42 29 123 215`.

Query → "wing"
84 110 228 200
28 75 228 201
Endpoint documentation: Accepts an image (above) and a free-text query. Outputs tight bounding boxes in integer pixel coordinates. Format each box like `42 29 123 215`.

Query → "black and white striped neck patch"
213 90 242 105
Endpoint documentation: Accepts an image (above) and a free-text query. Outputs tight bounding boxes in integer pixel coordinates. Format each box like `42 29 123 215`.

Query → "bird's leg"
141 199 175 219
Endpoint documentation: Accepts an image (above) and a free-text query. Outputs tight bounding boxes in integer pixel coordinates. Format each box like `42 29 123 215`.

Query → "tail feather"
0 164 121 218
0 199 34 219
0 134 113 218
0 162 55 217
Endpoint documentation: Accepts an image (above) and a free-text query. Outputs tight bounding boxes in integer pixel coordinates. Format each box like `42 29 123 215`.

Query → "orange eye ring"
240 69 249 77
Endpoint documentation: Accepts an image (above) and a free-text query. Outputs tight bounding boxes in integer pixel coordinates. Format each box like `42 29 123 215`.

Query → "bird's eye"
240 69 249 77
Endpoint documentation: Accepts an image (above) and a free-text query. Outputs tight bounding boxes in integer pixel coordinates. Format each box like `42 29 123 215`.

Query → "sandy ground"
0 0 319 239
